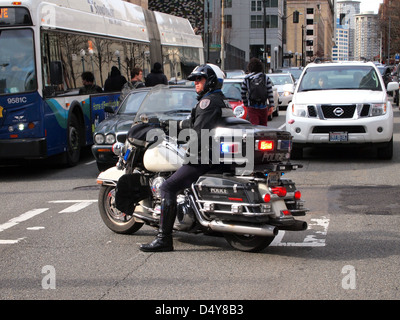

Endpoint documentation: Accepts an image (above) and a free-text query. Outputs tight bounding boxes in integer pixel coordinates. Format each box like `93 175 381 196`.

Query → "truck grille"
321 104 355 118
308 104 371 118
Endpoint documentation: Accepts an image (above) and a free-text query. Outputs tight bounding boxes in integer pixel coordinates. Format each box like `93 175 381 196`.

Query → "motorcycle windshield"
133 86 197 123
0 29 37 95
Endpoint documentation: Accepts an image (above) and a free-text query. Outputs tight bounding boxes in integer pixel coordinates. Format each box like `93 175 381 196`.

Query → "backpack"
248 73 269 104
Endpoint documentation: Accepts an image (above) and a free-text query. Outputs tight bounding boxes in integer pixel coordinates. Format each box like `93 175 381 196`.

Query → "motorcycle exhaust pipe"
187 192 278 237
209 220 278 237
278 220 308 231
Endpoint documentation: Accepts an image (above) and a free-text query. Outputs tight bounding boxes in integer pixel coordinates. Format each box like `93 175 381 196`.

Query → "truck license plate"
329 131 348 142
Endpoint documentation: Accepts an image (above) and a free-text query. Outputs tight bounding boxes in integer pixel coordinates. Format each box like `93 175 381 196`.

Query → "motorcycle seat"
220 116 251 126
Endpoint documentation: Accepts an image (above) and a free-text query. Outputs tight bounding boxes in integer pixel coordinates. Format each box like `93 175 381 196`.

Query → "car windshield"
225 70 245 78
288 69 303 80
298 65 382 92
133 86 197 122
377 66 385 75
268 74 294 85
0 29 36 94
222 82 242 100
118 91 148 114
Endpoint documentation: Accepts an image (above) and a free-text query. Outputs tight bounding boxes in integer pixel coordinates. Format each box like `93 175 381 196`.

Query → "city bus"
0 0 204 166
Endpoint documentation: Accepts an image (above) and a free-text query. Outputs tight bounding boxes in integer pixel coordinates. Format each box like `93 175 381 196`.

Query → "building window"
251 0 278 11
250 15 278 28
307 8 314 14
225 0 232 8
251 15 263 28
224 15 232 28
251 1 262 12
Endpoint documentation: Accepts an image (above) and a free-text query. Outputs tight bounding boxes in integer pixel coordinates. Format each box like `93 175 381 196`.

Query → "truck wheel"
291 144 303 160
377 138 393 160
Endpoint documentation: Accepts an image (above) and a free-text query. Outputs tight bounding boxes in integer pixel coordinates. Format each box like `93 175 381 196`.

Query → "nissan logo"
333 107 344 117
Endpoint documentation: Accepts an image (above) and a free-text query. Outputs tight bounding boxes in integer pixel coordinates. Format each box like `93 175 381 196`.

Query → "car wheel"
377 138 393 160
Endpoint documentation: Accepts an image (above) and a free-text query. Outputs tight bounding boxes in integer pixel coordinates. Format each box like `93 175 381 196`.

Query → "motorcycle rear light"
263 193 271 202
281 210 291 216
221 142 240 154
229 197 243 202
271 186 287 197
257 140 274 151
294 190 301 200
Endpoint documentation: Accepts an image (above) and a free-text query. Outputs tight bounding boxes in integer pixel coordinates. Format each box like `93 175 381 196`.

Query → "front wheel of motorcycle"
98 185 144 234
223 234 275 253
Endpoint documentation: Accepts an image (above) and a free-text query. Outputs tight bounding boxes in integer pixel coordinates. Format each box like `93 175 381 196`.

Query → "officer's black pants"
160 164 225 202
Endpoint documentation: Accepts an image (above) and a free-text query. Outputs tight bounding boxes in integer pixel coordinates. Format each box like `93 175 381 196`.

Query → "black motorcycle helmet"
187 63 225 96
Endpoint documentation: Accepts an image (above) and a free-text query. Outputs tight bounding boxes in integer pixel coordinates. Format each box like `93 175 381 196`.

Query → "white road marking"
0 208 49 233
49 200 98 213
0 208 49 245
27 226 45 230
271 217 330 247
0 238 25 244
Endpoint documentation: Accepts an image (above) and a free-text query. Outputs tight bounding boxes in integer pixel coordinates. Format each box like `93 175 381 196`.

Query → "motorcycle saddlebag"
115 173 151 215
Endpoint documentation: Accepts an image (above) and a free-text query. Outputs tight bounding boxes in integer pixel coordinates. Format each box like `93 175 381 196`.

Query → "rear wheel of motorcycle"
98 185 144 234
223 234 275 252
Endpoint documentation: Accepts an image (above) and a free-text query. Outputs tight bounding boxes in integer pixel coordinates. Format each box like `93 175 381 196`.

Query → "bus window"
0 29 36 94
41 30 151 97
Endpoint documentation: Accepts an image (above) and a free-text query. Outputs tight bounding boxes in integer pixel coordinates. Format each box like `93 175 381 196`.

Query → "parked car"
225 69 246 78
377 65 395 91
222 78 248 119
92 85 197 171
267 73 295 110
275 67 304 81
222 78 279 120
390 65 400 106
286 61 399 159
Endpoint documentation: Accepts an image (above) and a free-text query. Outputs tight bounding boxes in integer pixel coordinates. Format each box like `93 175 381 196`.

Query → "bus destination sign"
0 7 32 26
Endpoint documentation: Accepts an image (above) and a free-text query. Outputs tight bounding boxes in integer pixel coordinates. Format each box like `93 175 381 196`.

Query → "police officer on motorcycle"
140 63 234 252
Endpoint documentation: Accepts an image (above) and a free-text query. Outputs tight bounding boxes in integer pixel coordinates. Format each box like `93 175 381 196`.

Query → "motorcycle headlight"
291 104 308 117
105 133 116 144
94 133 105 144
370 103 387 116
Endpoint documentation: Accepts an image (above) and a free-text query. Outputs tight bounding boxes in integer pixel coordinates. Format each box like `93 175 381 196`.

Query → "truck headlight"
291 104 308 117
370 103 387 116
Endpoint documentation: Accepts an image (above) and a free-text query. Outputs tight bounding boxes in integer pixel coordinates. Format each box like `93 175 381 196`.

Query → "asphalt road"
1 105 400 306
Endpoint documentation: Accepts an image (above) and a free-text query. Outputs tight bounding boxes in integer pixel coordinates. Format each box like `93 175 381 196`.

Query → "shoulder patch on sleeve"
199 99 211 109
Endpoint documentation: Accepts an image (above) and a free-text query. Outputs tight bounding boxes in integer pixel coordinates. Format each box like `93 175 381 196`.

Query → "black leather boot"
140 200 176 252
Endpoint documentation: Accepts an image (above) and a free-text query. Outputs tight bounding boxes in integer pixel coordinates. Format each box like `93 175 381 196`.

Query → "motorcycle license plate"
268 172 279 184
329 131 348 142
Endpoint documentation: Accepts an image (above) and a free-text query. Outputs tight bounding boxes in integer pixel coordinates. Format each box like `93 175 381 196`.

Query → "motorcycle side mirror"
139 114 148 123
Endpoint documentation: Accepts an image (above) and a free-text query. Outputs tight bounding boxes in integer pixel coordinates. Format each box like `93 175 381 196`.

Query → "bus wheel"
65 114 81 166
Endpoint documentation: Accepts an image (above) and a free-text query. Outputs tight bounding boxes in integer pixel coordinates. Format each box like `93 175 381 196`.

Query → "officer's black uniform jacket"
181 90 234 164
